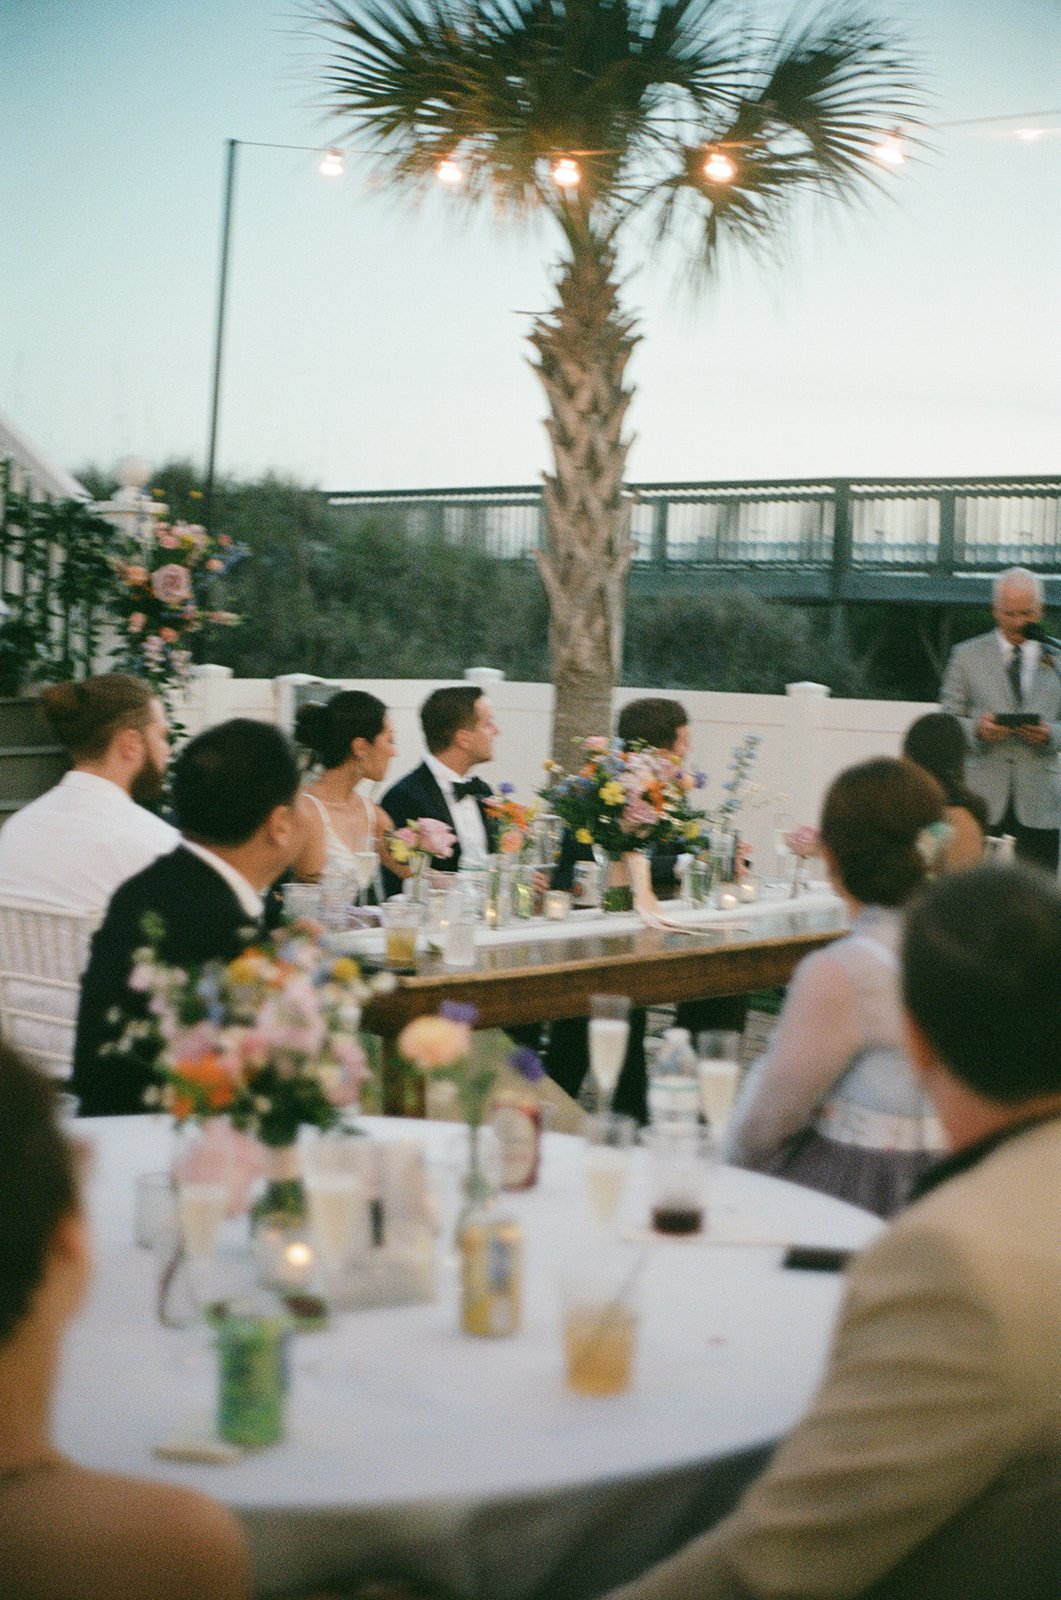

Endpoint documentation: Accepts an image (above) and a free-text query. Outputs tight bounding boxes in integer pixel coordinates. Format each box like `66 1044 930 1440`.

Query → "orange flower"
171 1054 237 1117
159 626 179 643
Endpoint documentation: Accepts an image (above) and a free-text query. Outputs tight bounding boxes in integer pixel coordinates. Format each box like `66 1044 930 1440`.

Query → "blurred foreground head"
0 1045 80 1344
903 863 1061 1103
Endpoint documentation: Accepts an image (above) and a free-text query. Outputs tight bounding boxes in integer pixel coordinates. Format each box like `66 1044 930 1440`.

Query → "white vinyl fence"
181 667 936 869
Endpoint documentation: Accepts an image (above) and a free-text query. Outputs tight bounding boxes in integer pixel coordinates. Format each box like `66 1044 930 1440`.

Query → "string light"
702 149 737 183
436 157 464 185
873 131 906 167
551 157 581 188
318 147 345 178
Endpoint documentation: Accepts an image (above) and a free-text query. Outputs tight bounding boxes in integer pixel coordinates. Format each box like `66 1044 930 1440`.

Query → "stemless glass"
304 1130 371 1288
351 850 381 908
588 994 631 1113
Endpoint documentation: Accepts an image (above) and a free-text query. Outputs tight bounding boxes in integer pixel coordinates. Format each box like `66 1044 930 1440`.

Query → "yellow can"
460 1212 523 1337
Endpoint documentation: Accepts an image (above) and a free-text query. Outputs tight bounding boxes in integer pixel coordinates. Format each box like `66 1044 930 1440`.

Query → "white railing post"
783 681 831 824
187 663 233 734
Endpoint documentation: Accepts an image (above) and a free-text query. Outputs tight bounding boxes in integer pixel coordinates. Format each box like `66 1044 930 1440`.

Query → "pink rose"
127 612 146 633
150 562 192 605
206 557 224 573
583 736 610 752
784 825 820 859
416 816 457 858
157 530 179 550
398 1013 470 1070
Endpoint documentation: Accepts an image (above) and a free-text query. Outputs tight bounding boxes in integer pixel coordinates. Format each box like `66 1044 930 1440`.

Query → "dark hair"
902 713 989 828
903 864 1061 1101
420 686 482 755
616 698 689 752
0 1045 78 1343
820 757 945 907
39 674 156 761
295 691 387 771
171 719 300 846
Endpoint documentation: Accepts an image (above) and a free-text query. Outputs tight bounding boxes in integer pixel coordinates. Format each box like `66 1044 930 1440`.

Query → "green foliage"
623 586 869 696
0 462 116 688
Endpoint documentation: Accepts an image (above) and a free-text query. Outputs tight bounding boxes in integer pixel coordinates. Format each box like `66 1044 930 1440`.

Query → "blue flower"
509 1044 545 1083
694 769 708 789
499 781 515 795
440 999 478 1025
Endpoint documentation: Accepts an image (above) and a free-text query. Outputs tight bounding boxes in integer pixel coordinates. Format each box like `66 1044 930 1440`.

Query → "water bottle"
647 1028 700 1124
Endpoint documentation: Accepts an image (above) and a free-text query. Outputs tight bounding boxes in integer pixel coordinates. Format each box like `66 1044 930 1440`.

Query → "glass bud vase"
594 848 634 913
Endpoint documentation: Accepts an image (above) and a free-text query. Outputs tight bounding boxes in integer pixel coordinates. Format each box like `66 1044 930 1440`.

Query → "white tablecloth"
60 1116 880 1599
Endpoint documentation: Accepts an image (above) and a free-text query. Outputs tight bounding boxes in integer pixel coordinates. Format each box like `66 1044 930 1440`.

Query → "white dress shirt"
0 770 179 914
424 752 490 864
995 628 1041 701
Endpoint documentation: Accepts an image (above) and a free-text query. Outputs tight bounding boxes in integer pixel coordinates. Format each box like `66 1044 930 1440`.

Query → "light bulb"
436 157 464 185
702 150 736 183
318 147 345 178
551 157 581 188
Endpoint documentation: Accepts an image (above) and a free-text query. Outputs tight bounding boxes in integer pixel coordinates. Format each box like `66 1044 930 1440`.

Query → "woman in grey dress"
727 757 949 1217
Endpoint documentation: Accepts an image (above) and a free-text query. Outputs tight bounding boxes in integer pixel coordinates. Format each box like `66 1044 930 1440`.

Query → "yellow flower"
543 758 559 772
226 951 266 985
600 781 625 806
389 836 411 864
329 956 362 984
684 820 702 841
575 827 593 845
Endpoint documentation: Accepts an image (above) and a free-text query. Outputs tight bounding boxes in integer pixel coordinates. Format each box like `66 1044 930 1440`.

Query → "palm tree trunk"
529 232 638 764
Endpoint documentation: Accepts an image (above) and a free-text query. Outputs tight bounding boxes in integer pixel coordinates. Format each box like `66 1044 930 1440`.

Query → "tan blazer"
607 1116 1061 1600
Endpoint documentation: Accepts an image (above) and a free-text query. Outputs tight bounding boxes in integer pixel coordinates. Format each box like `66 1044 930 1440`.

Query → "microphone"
1020 622 1061 653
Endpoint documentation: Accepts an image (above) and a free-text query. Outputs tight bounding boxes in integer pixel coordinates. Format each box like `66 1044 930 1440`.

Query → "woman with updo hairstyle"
727 757 949 1217
903 711 988 871
291 691 397 880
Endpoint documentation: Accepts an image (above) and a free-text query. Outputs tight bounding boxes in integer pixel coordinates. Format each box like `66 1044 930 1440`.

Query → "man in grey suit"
940 565 1061 872
602 863 1061 1600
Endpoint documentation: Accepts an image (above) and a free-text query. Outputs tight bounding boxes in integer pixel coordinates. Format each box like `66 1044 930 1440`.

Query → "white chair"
0 901 99 1078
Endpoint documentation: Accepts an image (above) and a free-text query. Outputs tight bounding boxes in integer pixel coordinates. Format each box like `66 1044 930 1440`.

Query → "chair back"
0 901 99 1077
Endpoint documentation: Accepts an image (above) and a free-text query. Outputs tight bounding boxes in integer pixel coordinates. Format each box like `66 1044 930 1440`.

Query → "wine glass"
582 1111 636 1233
588 993 631 1113
695 1030 742 1144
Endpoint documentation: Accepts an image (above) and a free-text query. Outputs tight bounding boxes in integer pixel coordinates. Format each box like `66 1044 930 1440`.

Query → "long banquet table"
355 887 846 1031
61 1113 880 1600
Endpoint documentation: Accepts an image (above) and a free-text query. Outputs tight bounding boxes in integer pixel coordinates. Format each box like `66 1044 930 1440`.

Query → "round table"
60 1116 881 1599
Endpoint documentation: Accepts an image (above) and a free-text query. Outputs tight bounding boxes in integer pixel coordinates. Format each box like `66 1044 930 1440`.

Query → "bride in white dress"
291 691 397 883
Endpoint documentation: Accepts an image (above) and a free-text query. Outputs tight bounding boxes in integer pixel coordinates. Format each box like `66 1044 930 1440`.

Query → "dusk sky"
3 0 1059 491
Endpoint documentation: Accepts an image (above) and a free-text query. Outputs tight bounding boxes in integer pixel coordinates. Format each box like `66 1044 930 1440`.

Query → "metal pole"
204 138 238 540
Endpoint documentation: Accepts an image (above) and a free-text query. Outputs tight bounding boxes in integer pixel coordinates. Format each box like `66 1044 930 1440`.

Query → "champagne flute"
695 1030 742 1144
588 993 631 1113
582 1111 636 1233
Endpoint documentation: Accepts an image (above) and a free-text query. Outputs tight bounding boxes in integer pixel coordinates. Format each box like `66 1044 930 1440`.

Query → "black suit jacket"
72 846 262 1117
379 762 496 897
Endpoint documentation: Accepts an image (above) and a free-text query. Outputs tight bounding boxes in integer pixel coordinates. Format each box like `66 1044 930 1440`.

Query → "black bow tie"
452 778 490 803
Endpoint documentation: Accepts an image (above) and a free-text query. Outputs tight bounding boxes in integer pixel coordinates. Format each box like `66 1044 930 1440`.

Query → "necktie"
1007 646 1023 707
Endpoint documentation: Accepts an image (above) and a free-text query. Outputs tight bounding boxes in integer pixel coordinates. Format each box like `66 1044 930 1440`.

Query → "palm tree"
309 0 921 758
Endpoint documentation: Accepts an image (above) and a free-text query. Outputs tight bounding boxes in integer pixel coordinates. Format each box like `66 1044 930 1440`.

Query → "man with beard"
0 674 177 913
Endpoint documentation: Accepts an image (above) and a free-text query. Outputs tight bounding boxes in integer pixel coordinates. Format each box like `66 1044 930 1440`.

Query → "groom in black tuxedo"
72 719 312 1117
380 685 500 896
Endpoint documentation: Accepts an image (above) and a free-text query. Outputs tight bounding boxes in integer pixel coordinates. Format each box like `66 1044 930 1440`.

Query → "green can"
216 1307 288 1448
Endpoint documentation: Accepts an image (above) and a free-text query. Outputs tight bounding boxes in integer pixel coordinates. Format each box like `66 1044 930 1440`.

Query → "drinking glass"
173 1122 232 1267
644 1123 711 1236
582 1111 636 1233
695 1031 742 1143
381 899 421 971
304 1130 371 1284
588 994 631 1112
559 1255 640 1397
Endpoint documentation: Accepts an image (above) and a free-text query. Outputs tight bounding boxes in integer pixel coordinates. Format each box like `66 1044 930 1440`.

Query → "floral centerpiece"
541 737 704 909
109 515 241 712
388 816 457 883
484 784 537 856
398 1001 543 1207
111 917 390 1217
